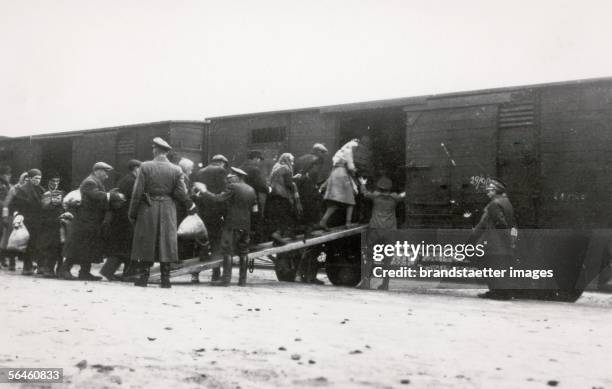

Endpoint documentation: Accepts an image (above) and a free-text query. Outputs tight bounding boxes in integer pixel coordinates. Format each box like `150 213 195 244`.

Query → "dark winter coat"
64 174 110 264
129 155 193 263
104 171 137 258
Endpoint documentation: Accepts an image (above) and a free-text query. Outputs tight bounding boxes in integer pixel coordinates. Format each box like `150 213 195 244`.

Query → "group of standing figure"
0 136 384 288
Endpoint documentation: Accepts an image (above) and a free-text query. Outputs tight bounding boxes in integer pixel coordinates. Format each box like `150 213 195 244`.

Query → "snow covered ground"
1 265 611 389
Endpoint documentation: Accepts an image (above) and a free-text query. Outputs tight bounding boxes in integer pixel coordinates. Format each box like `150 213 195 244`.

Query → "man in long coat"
100 159 141 281
60 162 114 281
193 154 228 282
129 138 196 288
469 178 517 300
11 169 45 275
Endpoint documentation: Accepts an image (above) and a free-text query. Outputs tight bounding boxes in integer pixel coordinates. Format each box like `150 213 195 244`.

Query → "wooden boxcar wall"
208 110 336 175
405 79 612 229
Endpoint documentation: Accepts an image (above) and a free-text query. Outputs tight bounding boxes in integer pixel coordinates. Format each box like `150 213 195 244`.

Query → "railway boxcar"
0 120 205 190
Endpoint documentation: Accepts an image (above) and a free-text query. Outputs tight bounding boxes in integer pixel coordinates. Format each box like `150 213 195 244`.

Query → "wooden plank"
149 224 368 281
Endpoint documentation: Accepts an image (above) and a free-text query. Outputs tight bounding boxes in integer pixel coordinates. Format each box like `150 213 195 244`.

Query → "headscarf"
272 153 294 177
16 172 28 187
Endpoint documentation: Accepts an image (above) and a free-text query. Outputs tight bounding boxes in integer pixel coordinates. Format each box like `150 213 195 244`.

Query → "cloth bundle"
177 214 208 240
7 215 29 252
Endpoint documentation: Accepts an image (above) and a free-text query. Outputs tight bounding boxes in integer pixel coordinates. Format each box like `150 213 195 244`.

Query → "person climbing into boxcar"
128 138 196 288
99 159 141 281
193 154 229 283
38 186 65 278
60 162 118 281
240 150 269 243
10 168 44 275
359 176 405 290
176 157 210 283
319 139 360 230
468 178 517 300
0 165 12 269
1 172 27 271
293 143 329 284
265 153 302 245
196 167 257 286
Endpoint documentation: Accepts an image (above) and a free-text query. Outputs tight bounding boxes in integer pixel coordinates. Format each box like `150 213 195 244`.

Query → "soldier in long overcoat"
468 178 517 300
60 162 114 281
129 138 196 288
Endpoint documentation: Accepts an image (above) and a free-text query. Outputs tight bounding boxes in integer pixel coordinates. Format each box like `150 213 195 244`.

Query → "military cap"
486 178 506 193
230 167 248 177
93 162 113 171
312 143 329 153
152 137 172 150
211 154 229 163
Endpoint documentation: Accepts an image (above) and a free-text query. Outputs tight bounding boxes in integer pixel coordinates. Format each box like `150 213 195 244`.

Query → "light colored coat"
129 155 193 263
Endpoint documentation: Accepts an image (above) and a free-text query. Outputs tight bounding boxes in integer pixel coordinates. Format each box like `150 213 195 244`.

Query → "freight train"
2 77 612 293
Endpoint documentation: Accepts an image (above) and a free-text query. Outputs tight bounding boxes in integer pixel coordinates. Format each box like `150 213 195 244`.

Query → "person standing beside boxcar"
176 157 210 284
60 162 115 281
100 159 141 281
38 188 65 278
129 138 197 288
468 178 517 300
294 143 329 237
319 139 360 229
10 169 44 275
1 172 27 271
240 151 268 243
197 167 257 286
0 166 12 269
193 154 229 282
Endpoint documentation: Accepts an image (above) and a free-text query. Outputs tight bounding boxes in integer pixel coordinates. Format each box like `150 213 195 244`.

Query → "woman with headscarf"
319 139 360 229
265 153 302 244
1 171 28 271
9 169 44 275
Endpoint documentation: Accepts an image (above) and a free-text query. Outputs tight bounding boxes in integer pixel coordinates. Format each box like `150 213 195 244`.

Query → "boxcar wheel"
324 238 361 287
274 252 298 282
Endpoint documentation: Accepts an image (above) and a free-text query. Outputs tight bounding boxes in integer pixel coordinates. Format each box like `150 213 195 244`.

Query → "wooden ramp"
149 224 367 281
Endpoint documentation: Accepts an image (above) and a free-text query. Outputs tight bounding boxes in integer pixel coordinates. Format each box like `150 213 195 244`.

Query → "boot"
238 256 247 286
58 260 76 280
0 256 7 268
22 258 34 276
134 263 151 287
160 263 172 289
122 261 139 282
211 267 221 282
377 278 390 291
78 263 102 281
100 257 122 281
8 256 16 271
211 256 231 286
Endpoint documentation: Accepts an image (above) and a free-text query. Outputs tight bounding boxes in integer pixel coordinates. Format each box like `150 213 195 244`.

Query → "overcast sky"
1 0 611 136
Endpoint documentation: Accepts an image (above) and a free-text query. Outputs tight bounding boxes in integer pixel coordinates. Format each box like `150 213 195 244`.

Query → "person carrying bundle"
195 167 257 286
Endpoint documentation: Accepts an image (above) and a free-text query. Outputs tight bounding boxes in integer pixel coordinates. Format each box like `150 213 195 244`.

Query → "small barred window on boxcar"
250 127 286 144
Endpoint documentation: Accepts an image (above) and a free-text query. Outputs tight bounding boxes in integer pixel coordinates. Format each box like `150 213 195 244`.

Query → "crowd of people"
0 136 405 289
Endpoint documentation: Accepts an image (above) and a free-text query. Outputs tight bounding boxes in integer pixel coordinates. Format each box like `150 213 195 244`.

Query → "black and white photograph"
1 1 612 388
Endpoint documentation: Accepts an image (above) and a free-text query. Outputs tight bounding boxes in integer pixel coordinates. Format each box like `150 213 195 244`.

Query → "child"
38 190 65 277
359 177 405 290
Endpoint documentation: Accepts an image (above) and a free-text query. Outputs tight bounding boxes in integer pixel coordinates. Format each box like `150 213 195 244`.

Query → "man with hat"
469 178 517 300
100 159 142 281
193 154 229 282
60 162 117 281
38 171 65 277
129 138 196 288
196 167 257 286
